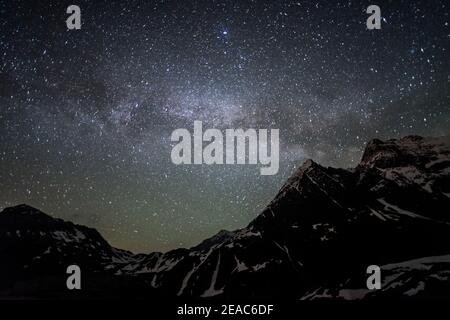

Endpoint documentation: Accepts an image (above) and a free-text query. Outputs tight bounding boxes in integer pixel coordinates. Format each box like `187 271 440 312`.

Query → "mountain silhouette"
1 135 450 299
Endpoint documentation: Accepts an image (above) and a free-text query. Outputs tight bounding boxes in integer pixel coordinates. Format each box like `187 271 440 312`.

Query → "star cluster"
1 0 449 252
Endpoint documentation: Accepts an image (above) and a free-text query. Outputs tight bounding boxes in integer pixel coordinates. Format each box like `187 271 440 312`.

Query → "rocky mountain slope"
1 135 449 299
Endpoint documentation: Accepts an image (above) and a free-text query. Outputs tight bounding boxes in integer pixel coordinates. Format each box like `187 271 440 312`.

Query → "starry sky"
1 0 449 253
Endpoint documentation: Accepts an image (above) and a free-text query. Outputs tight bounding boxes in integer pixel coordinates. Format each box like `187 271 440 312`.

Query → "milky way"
1 0 449 252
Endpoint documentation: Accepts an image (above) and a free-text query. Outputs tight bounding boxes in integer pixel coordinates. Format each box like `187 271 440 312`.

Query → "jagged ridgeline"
1 135 450 299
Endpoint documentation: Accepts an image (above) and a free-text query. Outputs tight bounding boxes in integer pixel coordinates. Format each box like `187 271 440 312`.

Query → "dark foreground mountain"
1 135 449 300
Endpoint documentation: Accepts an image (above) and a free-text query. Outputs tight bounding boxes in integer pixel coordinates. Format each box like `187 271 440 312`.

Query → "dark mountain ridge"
1 135 450 299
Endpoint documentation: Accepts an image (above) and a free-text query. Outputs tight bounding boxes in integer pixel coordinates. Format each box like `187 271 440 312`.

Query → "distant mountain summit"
1 135 450 299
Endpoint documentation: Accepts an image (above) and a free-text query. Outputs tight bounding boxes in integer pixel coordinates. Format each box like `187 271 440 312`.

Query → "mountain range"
1 135 449 300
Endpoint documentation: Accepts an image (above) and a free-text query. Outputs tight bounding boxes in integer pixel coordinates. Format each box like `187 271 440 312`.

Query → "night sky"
1 0 449 253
